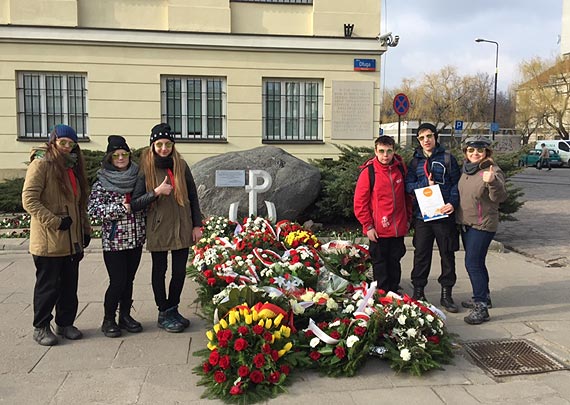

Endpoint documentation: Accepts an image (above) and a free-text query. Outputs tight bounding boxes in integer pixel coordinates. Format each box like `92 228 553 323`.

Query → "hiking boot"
157 310 184 333
119 313 143 333
412 286 426 301
462 296 493 309
55 325 83 340
440 287 459 313
171 307 190 329
101 318 122 338
33 325 58 346
464 302 490 325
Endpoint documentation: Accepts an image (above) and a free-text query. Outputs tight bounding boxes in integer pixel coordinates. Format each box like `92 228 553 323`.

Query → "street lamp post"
475 38 499 140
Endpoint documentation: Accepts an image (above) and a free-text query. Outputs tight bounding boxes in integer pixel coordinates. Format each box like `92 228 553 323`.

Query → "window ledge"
262 140 324 145
17 137 91 142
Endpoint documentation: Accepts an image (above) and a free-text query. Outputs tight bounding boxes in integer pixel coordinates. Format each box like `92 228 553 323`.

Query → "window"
17 72 88 139
262 79 323 142
231 0 312 4
161 77 226 141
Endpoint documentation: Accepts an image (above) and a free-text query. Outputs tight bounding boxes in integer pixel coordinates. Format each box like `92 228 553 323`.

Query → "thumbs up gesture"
154 176 173 196
482 165 495 183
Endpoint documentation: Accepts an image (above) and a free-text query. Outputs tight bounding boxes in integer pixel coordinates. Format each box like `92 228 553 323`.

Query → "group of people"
22 123 202 346
354 123 507 325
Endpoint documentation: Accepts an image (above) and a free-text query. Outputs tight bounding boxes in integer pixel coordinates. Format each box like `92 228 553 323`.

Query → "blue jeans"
461 226 495 303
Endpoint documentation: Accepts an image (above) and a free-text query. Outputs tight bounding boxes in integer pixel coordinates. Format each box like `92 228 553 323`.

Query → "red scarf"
166 168 176 192
67 168 78 197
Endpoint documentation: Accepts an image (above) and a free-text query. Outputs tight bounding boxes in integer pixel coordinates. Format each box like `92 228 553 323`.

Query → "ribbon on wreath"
306 318 340 345
356 280 377 314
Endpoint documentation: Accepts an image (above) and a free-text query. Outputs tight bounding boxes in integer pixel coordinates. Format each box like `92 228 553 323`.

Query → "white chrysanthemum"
326 298 338 310
426 314 434 322
400 348 411 361
290 301 305 315
309 337 320 348
300 291 315 302
418 342 426 349
397 315 407 325
343 304 355 314
329 320 341 327
418 318 424 326
406 328 417 338
347 335 360 348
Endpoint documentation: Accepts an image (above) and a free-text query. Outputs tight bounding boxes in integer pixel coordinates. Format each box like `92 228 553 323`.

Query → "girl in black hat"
88 135 146 337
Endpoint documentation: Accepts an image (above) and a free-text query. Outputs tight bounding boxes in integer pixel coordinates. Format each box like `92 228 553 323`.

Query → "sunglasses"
466 147 486 153
376 148 394 155
57 139 76 148
417 133 434 142
155 141 174 149
112 152 130 159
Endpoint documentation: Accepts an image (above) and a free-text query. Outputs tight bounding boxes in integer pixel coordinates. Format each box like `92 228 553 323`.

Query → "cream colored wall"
0 41 380 172
313 0 380 38
562 0 570 57
7 0 77 26
230 3 312 35
0 0 9 25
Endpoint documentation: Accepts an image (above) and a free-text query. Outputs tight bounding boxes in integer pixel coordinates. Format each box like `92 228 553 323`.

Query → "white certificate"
414 185 449 222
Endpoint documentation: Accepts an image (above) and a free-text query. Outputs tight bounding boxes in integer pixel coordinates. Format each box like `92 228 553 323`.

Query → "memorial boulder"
191 146 321 221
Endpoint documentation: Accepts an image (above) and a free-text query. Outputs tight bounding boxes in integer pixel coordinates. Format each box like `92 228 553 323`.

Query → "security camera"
377 32 400 47
377 32 393 42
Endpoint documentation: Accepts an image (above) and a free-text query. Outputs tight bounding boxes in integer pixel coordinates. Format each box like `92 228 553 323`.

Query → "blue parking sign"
491 122 499 132
454 120 463 131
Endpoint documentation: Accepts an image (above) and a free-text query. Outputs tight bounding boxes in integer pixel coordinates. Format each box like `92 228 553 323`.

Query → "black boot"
119 302 143 333
101 318 122 338
412 286 426 301
440 287 459 313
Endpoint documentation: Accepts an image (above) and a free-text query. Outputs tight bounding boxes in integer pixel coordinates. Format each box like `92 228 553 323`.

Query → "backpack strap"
367 164 375 190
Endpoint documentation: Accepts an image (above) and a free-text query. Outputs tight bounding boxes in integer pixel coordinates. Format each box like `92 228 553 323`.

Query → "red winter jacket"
353 155 412 238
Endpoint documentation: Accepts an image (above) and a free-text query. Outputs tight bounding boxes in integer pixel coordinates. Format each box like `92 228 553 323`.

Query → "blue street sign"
454 120 463 131
491 122 499 132
354 59 376 71
379 128 384 135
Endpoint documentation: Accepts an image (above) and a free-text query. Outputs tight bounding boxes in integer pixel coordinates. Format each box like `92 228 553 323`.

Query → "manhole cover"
464 339 568 377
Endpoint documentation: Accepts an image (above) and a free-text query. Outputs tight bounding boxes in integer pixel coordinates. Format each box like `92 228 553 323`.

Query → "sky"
381 0 563 93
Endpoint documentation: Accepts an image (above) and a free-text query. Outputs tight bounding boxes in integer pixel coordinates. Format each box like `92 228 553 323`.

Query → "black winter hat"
417 122 438 140
106 135 130 154
150 123 175 145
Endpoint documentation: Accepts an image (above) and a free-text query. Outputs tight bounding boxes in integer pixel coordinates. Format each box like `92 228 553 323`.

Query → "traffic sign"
491 122 499 132
393 93 410 116
379 128 384 135
454 120 464 131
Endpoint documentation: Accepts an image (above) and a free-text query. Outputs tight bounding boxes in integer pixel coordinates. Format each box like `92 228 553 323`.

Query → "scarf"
155 155 174 169
97 161 139 194
463 160 481 175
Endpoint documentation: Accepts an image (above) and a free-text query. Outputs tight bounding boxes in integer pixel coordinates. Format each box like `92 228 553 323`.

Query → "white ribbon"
356 280 377 313
306 318 339 345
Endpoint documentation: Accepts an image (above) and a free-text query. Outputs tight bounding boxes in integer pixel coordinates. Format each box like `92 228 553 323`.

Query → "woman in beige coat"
22 125 91 346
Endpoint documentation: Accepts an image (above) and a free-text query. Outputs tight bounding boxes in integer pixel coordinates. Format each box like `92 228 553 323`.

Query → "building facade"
0 0 386 179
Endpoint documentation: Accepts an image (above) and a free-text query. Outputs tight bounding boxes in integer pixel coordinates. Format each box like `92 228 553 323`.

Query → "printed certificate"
414 185 449 222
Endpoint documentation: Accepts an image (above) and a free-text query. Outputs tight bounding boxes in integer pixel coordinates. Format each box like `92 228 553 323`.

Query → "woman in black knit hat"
131 123 202 333
88 135 146 337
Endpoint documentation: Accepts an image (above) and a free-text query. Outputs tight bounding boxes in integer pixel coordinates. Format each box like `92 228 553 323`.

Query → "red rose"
262 343 271 354
253 325 264 335
214 370 227 383
280 365 291 375
209 350 219 366
218 339 228 348
304 330 315 338
427 335 441 344
330 331 341 340
263 332 273 342
354 326 367 337
271 350 279 362
250 370 264 384
229 385 243 395
218 355 231 370
340 318 351 325
253 353 266 368
222 329 233 340
225 276 235 284
309 351 321 361
234 338 248 352
203 270 213 278
317 322 328 329
334 346 346 359
207 277 216 286
237 326 249 335
238 365 250 378
203 362 212 373
268 371 281 384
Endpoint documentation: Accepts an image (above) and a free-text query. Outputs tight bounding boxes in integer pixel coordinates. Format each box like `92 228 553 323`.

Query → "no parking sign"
393 93 410 116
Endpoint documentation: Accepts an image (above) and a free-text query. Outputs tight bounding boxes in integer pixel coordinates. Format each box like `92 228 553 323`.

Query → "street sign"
454 120 464 131
393 93 410 116
354 59 376 71
379 128 384 135
491 122 499 132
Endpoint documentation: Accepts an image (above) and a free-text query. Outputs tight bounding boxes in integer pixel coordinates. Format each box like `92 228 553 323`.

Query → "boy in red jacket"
353 136 412 293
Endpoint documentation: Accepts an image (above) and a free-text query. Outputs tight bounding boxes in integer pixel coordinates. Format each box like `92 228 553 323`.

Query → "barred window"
17 72 88 139
231 0 312 4
262 79 323 142
161 77 226 141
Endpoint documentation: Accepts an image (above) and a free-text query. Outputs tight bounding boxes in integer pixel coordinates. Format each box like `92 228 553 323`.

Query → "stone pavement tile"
535 372 570 401
432 386 481 405
385 360 473 388
0 340 50 374
0 371 68 404
0 292 11 302
274 391 357 404
0 302 33 344
112 335 192 368
137 364 217 405
464 380 559 403
451 322 512 342
501 322 537 337
52 366 148 404
3 291 31 304
351 386 444 405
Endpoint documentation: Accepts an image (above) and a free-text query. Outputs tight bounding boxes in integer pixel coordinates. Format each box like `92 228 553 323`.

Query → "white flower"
300 291 315 302
291 301 305 315
397 315 407 325
400 348 411 361
340 269 350 276
406 328 417 338
418 318 424 326
418 342 426 349
309 337 320 348
347 335 360 348
329 320 341 327
343 304 355 314
426 314 434 322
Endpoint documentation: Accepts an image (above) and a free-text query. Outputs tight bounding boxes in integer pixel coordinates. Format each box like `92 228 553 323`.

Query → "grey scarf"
97 161 139 194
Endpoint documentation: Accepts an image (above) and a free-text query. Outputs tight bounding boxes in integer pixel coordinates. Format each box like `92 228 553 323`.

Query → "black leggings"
102 246 143 319
151 248 189 312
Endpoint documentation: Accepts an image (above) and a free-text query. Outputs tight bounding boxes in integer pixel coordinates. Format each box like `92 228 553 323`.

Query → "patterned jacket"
88 181 146 251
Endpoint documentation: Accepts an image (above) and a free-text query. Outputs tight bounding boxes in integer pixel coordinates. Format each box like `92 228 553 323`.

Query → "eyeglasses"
57 140 76 148
112 152 130 159
417 133 434 142
154 141 174 149
466 147 486 153
376 148 394 155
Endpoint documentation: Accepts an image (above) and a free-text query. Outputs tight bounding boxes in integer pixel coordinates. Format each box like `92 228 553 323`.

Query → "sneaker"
157 310 184 333
172 307 190 329
33 325 58 346
462 297 493 309
101 319 122 338
464 302 490 325
55 325 83 340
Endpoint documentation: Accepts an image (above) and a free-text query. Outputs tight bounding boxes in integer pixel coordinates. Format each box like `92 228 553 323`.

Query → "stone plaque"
215 170 245 187
331 81 374 140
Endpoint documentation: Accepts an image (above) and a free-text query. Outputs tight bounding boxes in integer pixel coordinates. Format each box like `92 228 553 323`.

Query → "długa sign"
353 59 376 71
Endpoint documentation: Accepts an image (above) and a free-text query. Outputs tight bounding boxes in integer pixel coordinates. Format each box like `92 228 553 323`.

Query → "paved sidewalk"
1 246 569 404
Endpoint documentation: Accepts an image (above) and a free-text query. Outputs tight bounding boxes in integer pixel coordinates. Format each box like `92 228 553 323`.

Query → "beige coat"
22 153 91 257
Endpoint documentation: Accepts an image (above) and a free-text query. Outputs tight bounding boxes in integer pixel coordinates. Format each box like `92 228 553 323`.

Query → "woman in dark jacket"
88 136 146 337
22 124 91 346
131 123 202 333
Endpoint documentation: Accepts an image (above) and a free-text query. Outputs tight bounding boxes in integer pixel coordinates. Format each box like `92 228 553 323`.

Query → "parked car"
518 149 563 168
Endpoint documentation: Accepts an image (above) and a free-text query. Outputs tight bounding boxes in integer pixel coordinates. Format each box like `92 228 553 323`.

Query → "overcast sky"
381 0 563 92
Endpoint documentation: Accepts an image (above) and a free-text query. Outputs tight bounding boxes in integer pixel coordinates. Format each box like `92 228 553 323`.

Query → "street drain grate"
464 339 568 377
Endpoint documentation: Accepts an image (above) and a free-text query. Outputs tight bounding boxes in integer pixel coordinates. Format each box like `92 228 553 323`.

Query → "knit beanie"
106 135 130 153
150 123 175 145
53 124 78 143
417 122 438 140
